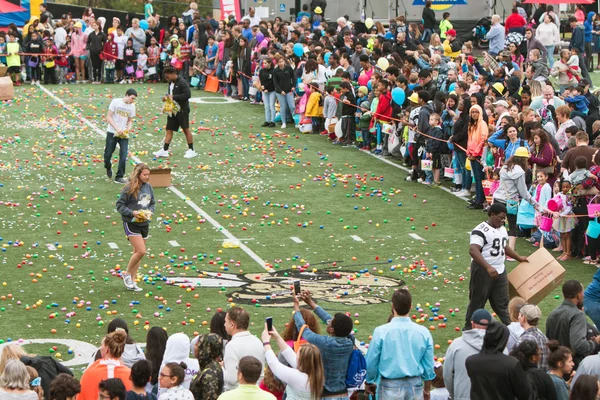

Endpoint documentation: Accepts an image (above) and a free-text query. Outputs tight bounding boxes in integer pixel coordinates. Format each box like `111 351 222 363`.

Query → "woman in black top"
86 20 106 84
510 340 558 400
259 58 276 127
236 36 252 100
273 57 296 128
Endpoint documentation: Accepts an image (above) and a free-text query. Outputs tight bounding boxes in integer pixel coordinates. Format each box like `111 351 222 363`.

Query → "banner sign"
220 0 241 20
412 0 468 7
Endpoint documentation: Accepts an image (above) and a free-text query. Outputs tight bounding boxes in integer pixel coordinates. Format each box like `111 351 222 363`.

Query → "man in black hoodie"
421 0 437 42
466 322 531 400
410 91 433 181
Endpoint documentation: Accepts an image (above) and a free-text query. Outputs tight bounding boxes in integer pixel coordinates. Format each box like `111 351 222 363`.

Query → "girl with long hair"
547 341 573 400
237 36 252 100
466 104 489 209
145 326 169 391
570 375 599 400
509 340 557 398
262 324 325 400
115 163 155 291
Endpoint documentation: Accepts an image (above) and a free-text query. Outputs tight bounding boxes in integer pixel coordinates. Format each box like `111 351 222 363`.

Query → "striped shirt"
517 327 549 372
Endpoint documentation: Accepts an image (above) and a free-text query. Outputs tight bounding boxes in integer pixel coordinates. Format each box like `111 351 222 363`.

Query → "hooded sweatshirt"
493 164 538 207
466 322 531 400
443 329 485 400
585 12 596 43
158 333 200 395
466 104 488 157
570 21 585 53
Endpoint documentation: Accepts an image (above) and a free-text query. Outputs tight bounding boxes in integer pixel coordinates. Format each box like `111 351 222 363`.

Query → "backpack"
504 138 525 151
346 346 367 388
525 370 540 400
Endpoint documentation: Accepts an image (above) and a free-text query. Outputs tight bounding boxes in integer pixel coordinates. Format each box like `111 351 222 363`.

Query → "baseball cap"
446 29 456 37
520 304 542 322
126 89 138 97
472 309 493 326
492 99 509 108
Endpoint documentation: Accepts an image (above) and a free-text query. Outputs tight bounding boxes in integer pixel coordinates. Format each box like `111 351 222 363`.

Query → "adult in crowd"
262 323 325 400
561 131 597 174
466 105 488 209
570 374 600 400
546 280 600 367
0 360 39 400
547 343 574 400
515 304 549 372
530 84 565 112
294 291 354 398
218 356 276 400
464 203 529 330
49 373 81 400
190 334 224 400
86 20 105 84
125 18 146 54
509 340 558 399
421 0 436 42
145 326 169 393
79 330 132 400
222 306 264 391
159 332 199 393
466 322 530 399
365 288 435 399
492 149 540 250
90 318 145 368
536 13 560 68
486 15 505 57
444 308 492 400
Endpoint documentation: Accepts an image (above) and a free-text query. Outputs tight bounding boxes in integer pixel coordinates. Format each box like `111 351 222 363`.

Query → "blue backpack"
346 346 367 388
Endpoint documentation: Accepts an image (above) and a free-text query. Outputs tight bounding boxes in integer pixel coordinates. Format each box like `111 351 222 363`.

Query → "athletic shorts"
123 221 149 240
166 108 190 131
7 66 20 74
431 153 442 169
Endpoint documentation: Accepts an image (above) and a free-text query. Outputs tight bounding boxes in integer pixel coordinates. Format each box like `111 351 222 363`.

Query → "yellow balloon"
377 57 389 71
365 18 374 29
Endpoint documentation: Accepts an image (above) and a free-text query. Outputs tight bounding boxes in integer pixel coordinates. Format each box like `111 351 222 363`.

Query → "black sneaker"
268 122 276 127
115 178 128 184
106 168 112 179
467 203 484 210
261 121 270 127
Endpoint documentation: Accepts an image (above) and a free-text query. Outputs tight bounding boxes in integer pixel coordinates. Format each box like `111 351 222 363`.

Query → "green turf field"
0 82 594 372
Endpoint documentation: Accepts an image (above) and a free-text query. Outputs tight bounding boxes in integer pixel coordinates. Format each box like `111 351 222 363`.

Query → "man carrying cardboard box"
546 280 600 367
464 203 529 330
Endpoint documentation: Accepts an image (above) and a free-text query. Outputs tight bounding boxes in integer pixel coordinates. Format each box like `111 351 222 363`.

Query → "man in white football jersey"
464 203 529 330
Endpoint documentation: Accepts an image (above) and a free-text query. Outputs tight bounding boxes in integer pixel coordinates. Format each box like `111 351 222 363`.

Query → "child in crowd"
99 378 127 400
147 37 160 83
178 35 192 80
305 82 324 134
425 113 444 186
193 48 206 89
56 45 69 84
507 296 526 353
568 156 597 188
43 37 58 84
26 366 43 400
532 170 553 241
335 81 356 146
553 179 576 261
114 27 127 82
126 360 157 400
322 86 338 137
0 35 7 66
103 34 118 84
430 362 449 400
137 46 148 83
158 363 194 400
358 98 372 150
123 38 135 84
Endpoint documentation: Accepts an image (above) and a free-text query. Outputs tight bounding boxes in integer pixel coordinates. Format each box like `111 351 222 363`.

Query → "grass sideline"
0 79 598 370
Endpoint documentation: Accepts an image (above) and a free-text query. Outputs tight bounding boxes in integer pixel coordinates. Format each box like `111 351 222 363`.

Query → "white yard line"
351 235 363 242
37 84 272 273
408 233 427 241
290 237 303 243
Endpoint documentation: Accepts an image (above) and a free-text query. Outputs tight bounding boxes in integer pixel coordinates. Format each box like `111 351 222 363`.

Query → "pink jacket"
70 31 88 57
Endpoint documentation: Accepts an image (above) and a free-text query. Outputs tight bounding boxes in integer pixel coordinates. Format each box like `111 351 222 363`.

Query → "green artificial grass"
0 79 599 371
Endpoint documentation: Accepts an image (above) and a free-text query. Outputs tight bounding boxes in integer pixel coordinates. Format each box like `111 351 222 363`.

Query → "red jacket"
505 13 526 33
375 91 393 122
102 41 118 61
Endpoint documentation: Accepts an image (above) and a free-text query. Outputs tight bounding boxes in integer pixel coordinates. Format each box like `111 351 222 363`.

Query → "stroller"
472 16 491 49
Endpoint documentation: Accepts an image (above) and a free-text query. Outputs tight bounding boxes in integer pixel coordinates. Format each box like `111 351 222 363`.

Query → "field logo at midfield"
169 271 405 307
412 0 467 11
189 97 240 104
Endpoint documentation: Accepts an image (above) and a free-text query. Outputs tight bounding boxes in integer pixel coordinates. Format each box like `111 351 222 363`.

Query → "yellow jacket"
23 16 39 36
443 39 460 59
305 92 323 117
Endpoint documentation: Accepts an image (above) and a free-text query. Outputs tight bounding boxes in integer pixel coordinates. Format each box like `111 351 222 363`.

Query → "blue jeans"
421 28 433 43
455 149 471 190
546 45 555 68
104 132 129 180
378 377 423 400
471 157 485 205
276 92 296 123
585 297 600 329
241 75 250 98
263 91 276 122
216 61 224 88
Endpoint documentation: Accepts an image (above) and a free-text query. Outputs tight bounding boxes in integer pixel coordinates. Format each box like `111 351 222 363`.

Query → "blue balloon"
391 87 405 105
324 52 330 66
385 32 394 40
293 43 304 57
140 20 149 30
449 82 456 92
367 80 372 90
80 22 86 32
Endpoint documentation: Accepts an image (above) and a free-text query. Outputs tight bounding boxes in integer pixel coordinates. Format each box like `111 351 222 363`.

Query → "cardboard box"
508 247 566 304
0 76 14 101
148 168 171 188
0 66 8 77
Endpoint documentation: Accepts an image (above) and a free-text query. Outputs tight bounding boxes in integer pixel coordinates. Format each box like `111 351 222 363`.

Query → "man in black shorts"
153 66 197 159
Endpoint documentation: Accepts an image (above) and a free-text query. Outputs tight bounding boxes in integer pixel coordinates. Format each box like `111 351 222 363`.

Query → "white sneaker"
122 273 133 289
119 80 126 84
154 149 169 158
457 189 470 197
184 149 197 158
128 283 143 292
281 123 287 129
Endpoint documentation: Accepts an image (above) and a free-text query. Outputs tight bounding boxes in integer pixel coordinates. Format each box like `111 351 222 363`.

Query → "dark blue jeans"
471 157 485 205
104 132 129 180
455 149 471 190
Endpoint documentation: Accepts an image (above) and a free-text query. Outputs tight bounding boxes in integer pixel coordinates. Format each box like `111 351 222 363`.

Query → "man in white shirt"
464 203 529 330
243 7 261 27
493 99 511 131
104 88 137 184
222 306 265 391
